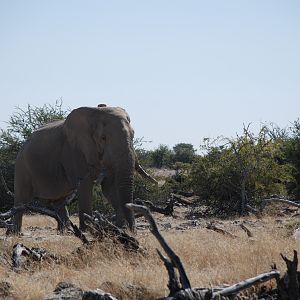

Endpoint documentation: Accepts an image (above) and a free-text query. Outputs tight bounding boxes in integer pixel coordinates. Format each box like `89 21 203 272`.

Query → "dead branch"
126 203 191 289
1 184 80 232
26 204 63 224
12 243 59 270
240 223 254 238
211 270 280 298
0 207 23 230
0 219 13 230
12 243 31 269
278 250 300 300
246 204 259 214
156 249 181 296
68 219 89 245
261 198 300 210
83 212 140 251
170 193 196 206
0 207 22 220
206 223 237 239
135 199 174 216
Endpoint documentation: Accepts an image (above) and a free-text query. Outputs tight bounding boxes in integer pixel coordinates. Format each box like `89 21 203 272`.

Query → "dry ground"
1 206 300 299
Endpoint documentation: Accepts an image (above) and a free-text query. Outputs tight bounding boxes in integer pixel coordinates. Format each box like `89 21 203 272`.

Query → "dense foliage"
283 119 300 199
189 126 294 215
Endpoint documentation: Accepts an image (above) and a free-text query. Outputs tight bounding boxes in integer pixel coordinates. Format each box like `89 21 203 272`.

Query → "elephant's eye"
101 135 106 142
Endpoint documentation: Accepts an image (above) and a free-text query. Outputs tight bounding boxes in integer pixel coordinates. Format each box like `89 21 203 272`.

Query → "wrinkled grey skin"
11 106 136 233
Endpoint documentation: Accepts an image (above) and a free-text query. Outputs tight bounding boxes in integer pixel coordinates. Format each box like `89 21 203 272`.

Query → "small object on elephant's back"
98 103 107 108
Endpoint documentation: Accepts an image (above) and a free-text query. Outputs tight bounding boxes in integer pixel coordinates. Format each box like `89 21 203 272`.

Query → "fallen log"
211 270 279 298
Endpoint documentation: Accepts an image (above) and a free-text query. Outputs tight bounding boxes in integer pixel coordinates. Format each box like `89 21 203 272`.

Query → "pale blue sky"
0 1 299 150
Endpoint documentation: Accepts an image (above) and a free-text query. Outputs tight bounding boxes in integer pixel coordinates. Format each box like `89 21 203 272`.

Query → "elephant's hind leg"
8 181 33 234
77 177 93 231
6 207 25 235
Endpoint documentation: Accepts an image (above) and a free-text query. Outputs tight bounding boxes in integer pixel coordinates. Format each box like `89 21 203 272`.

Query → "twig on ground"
206 223 237 239
240 223 254 238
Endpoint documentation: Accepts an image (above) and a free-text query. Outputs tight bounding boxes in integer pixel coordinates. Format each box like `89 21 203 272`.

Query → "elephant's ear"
63 107 104 171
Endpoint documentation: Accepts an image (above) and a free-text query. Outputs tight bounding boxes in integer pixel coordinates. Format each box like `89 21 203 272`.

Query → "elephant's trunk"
116 170 135 230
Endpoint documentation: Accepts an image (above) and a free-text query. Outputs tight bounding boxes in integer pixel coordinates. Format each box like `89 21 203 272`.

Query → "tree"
173 143 196 164
133 137 153 167
0 100 68 210
150 144 174 168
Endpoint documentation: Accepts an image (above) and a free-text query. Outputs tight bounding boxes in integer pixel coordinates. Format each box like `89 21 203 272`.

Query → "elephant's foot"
6 225 21 236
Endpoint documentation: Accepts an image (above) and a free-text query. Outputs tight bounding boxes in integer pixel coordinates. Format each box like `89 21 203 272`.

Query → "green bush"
189 126 294 216
283 119 300 199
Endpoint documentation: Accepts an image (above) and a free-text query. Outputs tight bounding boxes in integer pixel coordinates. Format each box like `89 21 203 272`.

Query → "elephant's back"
15 120 71 199
16 120 65 177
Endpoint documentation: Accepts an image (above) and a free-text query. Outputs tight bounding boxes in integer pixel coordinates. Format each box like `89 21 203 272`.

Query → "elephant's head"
63 106 136 230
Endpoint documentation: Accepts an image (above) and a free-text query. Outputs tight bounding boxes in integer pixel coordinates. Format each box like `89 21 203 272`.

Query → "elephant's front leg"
77 176 93 231
101 177 131 229
56 205 70 234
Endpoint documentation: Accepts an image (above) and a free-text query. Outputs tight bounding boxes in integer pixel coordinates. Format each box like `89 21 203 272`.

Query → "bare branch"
126 203 191 289
83 212 140 251
279 250 299 299
170 193 196 206
261 198 300 209
156 249 181 296
212 270 280 298
68 219 89 245
206 223 237 239
239 224 254 238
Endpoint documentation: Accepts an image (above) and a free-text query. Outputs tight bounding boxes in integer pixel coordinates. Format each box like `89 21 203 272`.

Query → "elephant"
6 105 156 233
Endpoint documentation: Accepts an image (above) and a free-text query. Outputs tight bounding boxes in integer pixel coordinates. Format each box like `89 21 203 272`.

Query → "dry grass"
0 213 300 299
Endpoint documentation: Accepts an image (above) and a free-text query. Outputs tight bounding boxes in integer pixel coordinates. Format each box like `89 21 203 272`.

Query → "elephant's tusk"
135 163 158 185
